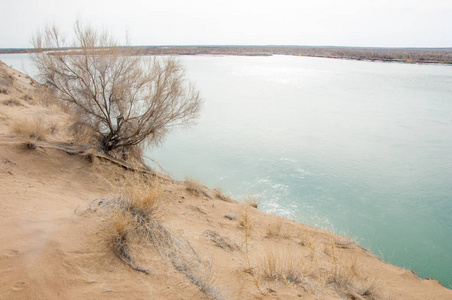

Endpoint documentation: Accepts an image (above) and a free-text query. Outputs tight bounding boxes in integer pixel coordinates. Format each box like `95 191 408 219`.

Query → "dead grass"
110 205 149 274
119 173 165 220
34 85 69 112
238 205 254 232
265 216 291 239
325 242 382 299
11 113 49 140
90 173 224 299
213 186 234 202
242 194 260 208
257 249 305 285
237 205 265 294
184 175 212 199
185 175 203 194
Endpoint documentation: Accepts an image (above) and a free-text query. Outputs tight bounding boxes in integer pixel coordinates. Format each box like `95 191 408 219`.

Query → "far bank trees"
31 22 202 158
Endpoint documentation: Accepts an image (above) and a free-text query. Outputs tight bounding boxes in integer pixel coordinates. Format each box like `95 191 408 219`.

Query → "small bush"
0 88 8 94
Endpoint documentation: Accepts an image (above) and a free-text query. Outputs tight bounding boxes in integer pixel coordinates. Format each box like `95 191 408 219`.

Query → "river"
2 53 451 287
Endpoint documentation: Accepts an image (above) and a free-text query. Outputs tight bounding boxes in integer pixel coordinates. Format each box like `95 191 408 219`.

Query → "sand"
1 60 451 299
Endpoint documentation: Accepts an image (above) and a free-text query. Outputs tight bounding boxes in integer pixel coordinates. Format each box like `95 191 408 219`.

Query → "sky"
1 0 452 48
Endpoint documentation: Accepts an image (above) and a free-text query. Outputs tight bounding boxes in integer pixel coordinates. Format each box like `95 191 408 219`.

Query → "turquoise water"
2 54 451 288
148 55 452 288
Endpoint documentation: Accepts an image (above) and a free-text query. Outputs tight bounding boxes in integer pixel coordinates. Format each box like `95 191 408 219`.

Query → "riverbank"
1 60 451 299
1 46 452 64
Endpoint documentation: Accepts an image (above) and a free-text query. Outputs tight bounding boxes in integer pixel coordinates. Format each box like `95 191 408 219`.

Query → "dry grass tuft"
34 85 69 111
213 186 234 202
242 194 260 208
109 205 149 274
238 205 254 232
90 175 224 299
265 216 291 239
324 242 382 299
11 114 49 140
120 174 165 220
237 205 265 294
184 175 212 199
185 175 203 194
257 249 305 285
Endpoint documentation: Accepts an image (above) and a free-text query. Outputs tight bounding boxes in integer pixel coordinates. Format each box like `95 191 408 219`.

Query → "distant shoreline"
1 45 452 65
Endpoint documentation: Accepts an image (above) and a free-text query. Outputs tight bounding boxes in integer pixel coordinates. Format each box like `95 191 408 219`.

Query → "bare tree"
31 22 202 156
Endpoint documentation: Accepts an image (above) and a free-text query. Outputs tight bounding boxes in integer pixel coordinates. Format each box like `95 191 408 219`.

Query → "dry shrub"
212 186 235 203
109 206 150 274
32 23 202 155
325 243 382 299
111 205 139 239
257 249 305 285
11 113 49 140
114 199 221 298
185 175 202 194
95 174 223 298
119 173 165 220
265 216 291 239
242 194 260 208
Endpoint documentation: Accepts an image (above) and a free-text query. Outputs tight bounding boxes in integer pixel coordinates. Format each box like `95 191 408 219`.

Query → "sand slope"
1 60 451 299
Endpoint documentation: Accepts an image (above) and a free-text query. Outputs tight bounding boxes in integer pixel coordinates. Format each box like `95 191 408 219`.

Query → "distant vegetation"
2 45 452 64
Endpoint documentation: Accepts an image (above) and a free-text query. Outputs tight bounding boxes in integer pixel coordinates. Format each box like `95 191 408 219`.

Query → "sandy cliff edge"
0 60 451 299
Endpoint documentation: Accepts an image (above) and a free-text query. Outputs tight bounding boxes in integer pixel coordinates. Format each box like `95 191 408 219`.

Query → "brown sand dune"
1 60 451 299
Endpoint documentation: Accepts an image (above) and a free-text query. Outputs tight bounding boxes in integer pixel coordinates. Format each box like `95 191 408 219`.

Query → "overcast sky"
1 0 452 48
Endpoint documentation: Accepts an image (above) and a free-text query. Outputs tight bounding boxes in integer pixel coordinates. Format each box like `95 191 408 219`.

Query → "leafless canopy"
31 22 202 154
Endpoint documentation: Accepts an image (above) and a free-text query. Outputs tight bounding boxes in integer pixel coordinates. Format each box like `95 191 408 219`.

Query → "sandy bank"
1 60 451 299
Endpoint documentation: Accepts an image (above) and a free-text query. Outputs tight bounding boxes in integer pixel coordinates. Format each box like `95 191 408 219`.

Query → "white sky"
1 0 452 48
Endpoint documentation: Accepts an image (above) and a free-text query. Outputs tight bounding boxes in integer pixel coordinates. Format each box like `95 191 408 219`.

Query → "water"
2 53 451 288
